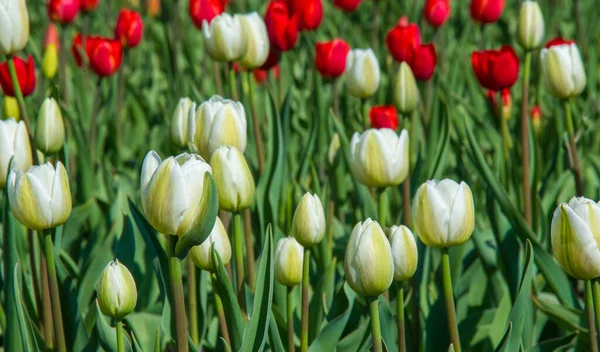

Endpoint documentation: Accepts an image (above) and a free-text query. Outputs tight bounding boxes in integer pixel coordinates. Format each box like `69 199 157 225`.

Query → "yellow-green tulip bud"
344 218 394 297
550 197 600 280
393 62 419 114
292 192 326 248
35 98 65 154
239 12 269 69
413 179 475 248
274 237 304 287
202 13 248 62
7 161 72 231
389 225 418 281
210 146 255 212
171 97 193 148
517 1 544 50
0 118 31 188
4 96 20 120
345 48 380 98
540 43 586 99
349 128 409 188
42 43 58 79
97 260 138 319
189 217 231 272
188 95 247 160
0 0 29 55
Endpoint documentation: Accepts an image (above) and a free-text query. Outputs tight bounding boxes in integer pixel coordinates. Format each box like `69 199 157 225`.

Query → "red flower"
254 65 280 85
0 55 36 97
545 37 575 48
469 0 504 24
189 0 225 29
471 45 519 91
315 39 351 78
44 24 60 50
370 105 398 130
530 105 541 123
423 0 451 27
386 17 421 63
72 34 123 77
48 0 80 24
410 43 437 81
289 0 323 31
264 1 299 52
115 9 144 48
81 0 99 12
334 0 361 12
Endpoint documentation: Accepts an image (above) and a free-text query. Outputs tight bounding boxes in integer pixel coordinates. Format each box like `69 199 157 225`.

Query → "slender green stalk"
213 61 223 96
592 280 600 346
563 100 584 196
401 112 412 227
116 54 126 164
245 72 265 172
288 286 295 352
369 297 383 352
187 259 199 345
521 51 532 226
43 229 67 352
229 62 238 101
361 98 370 129
40 246 54 349
116 320 125 352
58 25 68 102
233 213 246 312
167 237 189 352
441 248 461 352
300 249 310 352
586 281 599 352
378 188 388 227
243 209 256 291
397 283 406 352
211 273 231 348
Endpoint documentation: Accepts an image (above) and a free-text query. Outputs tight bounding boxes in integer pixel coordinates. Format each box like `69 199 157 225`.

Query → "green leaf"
309 283 356 352
525 332 578 352
268 310 286 352
13 264 40 351
95 301 133 352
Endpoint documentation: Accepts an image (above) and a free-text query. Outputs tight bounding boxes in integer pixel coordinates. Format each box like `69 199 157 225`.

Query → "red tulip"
72 34 123 77
386 17 421 63
254 65 280 85
189 0 225 29
0 55 36 97
471 45 519 91
334 0 361 12
423 0 451 27
289 0 323 31
48 0 80 24
81 0 99 12
115 9 144 48
264 1 299 52
545 37 575 49
409 43 437 81
470 0 504 24
44 24 60 50
370 105 398 130
315 39 351 78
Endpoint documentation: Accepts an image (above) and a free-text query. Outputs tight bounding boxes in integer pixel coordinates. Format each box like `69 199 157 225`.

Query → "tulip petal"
569 44 586 96
140 150 162 190
9 170 53 231
49 162 72 227
447 181 474 245
207 103 247 156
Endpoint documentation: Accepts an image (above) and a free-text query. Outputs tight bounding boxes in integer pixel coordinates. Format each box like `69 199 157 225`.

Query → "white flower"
517 1 545 50
210 146 255 212
171 97 193 147
202 13 248 62
239 12 270 69
393 62 419 114
345 48 380 98
291 193 326 247
389 225 418 281
35 97 65 154
540 42 586 99
189 217 231 272
274 237 304 287
97 260 138 319
0 118 32 188
0 0 29 55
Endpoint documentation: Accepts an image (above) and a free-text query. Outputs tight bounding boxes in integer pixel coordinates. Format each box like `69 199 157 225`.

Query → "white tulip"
517 1 544 50
210 146 255 212
171 97 193 148
291 193 326 248
345 48 380 98
35 97 65 154
239 12 270 69
541 42 586 99
389 225 418 281
393 62 419 114
0 0 29 55
189 217 231 272
202 13 248 62
97 260 138 319
0 118 32 188
274 237 304 287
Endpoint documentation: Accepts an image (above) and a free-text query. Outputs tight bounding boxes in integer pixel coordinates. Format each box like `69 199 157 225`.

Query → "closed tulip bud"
410 43 437 81
530 105 542 138
264 1 299 52
48 0 80 24
8 161 72 231
72 35 123 77
171 97 193 147
500 89 511 121
423 0 451 28
0 0 29 55
551 197 600 280
4 96 20 120
315 39 351 78
541 39 586 99
517 1 544 50
147 0 161 18
389 225 418 281
97 260 138 319
292 193 326 247
189 217 231 272
43 44 58 79
210 146 255 213
203 13 248 62
35 98 65 154
0 118 32 189
413 179 474 248
327 132 341 165
189 0 225 29
345 48 380 98
344 218 394 297
470 0 504 24
349 129 409 188
0 55 36 97
393 62 419 114
188 95 247 159
290 0 323 31
239 13 270 69
370 105 398 130
115 9 144 48
274 237 304 287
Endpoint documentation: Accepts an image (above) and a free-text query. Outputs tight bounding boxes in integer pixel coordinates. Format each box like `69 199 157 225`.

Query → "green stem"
587 280 599 352
300 249 310 352
521 51 532 226
43 229 67 352
592 280 600 347
211 274 231 348
361 98 370 129
243 209 256 291
116 320 125 352
229 62 238 101
563 100 584 196
245 72 265 172
441 248 461 352
168 237 189 352
233 213 246 313
369 297 383 352
187 259 199 345
378 188 387 228
288 286 295 352
397 283 406 352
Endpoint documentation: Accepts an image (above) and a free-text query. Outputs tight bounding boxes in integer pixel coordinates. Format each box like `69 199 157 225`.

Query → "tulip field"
2 0 600 351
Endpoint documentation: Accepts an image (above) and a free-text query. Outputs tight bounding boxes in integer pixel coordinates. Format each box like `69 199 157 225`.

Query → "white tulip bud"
393 62 419 114
389 225 418 281
210 146 255 212
274 237 304 287
0 0 29 55
291 193 326 248
189 217 231 272
541 42 586 99
517 1 544 50
35 98 65 154
345 48 380 98
0 118 32 189
239 12 270 69
202 13 248 62
171 97 193 148
97 260 138 319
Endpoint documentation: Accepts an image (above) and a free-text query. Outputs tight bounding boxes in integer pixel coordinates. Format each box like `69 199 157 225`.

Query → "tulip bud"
389 225 418 281
327 133 341 166
148 0 161 18
386 17 421 64
189 217 231 272
4 96 20 120
531 105 542 138
81 0 100 12
171 97 193 148
189 0 225 29
264 1 299 52
501 89 511 121
188 95 247 159
345 48 380 98
470 0 504 24
8 161 72 231
97 260 138 319
472 46 520 92
413 179 474 248
0 55 37 98
315 39 351 78
517 1 544 50
290 0 323 31
239 12 270 70
551 197 600 280
423 0 451 28
349 129 409 188
370 105 398 130
540 40 586 99
35 98 65 154
393 62 419 114
72 35 123 77
203 13 248 62
210 146 255 213
48 0 80 24
0 0 29 56
115 9 144 48
0 118 32 189
292 193 326 248
274 237 304 287
42 44 58 80
344 218 394 297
